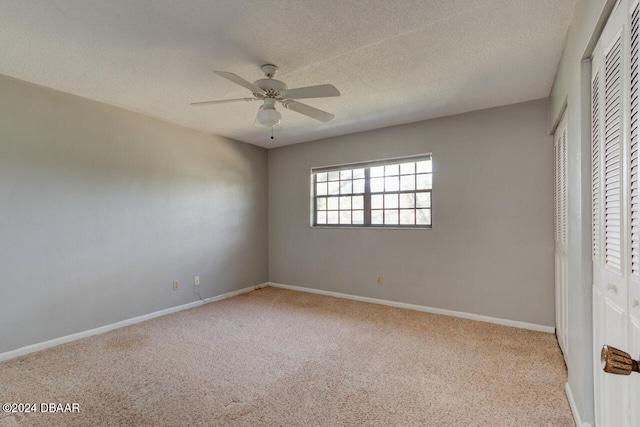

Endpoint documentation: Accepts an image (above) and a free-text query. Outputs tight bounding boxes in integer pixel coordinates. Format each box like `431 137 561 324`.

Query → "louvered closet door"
591 1 636 425
627 4 640 425
593 22 628 427
554 116 568 360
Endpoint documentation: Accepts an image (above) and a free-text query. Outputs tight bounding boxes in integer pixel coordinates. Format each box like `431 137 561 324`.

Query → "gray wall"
549 0 613 424
268 99 554 327
0 75 268 354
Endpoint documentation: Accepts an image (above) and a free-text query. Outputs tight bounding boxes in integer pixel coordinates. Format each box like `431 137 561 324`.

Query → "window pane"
400 175 415 191
340 170 352 180
417 209 431 225
371 166 384 177
416 160 432 173
340 180 353 194
400 209 415 224
316 182 327 196
327 196 339 210
312 155 431 228
371 194 383 209
385 164 399 176
317 211 327 224
384 193 398 209
384 210 399 224
372 210 384 224
340 196 351 209
416 192 431 208
353 179 365 193
371 177 384 192
400 162 415 174
353 195 364 210
329 181 340 195
400 193 415 208
416 173 432 190
317 197 327 210
385 176 399 192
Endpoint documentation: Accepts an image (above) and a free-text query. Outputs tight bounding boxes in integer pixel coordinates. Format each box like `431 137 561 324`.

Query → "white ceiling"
0 0 576 148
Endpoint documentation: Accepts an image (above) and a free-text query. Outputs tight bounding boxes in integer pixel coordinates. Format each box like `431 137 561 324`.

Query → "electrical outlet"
376 276 382 285
173 280 180 291
194 276 200 286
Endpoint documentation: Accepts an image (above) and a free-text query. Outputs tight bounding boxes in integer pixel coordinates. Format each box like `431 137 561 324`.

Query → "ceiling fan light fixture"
256 100 282 127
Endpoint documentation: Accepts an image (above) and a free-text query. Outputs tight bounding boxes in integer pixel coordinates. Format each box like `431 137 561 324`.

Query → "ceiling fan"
191 64 340 128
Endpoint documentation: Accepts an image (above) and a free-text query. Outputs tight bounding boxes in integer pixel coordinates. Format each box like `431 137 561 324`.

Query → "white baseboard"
565 382 592 427
1 281 553 363
268 282 555 333
0 282 269 362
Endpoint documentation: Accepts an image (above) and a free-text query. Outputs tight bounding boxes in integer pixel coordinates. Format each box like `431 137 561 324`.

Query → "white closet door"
554 116 568 359
591 1 637 425
627 3 640 426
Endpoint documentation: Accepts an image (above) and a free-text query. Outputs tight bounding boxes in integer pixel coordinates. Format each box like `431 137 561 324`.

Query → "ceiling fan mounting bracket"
261 64 279 78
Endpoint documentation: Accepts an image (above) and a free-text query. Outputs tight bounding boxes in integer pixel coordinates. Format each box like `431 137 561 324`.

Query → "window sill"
310 225 432 230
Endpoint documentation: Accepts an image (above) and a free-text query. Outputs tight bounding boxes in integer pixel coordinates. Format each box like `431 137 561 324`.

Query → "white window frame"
310 154 432 228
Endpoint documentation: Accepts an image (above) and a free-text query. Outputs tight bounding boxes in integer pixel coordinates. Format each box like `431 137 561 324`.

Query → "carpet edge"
267 282 556 333
0 282 270 362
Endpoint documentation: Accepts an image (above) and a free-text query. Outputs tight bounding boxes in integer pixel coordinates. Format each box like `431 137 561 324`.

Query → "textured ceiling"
0 0 576 148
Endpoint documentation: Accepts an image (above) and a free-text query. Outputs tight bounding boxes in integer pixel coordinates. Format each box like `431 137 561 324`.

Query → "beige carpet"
0 286 573 426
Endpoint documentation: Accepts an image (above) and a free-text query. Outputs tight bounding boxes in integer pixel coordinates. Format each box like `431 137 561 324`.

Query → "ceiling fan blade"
213 71 265 95
281 100 334 122
282 84 340 99
190 98 257 106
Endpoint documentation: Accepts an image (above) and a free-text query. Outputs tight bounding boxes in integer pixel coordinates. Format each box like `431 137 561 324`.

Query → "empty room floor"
0 287 573 426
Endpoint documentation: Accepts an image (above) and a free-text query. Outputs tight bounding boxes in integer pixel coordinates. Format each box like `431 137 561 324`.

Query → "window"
312 154 432 228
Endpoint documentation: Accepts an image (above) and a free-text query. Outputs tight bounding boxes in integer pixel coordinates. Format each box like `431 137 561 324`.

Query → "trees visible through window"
312 154 432 228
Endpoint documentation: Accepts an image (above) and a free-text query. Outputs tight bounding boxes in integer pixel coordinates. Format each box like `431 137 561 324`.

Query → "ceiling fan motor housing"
253 78 288 98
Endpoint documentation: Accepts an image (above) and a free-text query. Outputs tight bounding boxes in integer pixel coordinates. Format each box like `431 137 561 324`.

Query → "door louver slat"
604 35 623 272
631 6 640 276
554 122 567 246
555 142 559 242
593 69 601 260
561 129 567 244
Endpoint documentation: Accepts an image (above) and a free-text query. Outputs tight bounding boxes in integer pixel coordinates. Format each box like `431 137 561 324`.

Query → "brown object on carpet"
0 286 573 426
